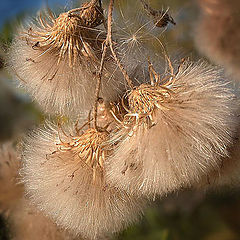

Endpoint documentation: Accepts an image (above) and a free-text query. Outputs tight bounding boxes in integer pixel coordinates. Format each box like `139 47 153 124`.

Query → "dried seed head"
26 4 104 67
55 128 108 182
124 83 172 128
8 3 125 116
22 123 146 239
106 60 238 198
117 61 174 129
129 84 171 115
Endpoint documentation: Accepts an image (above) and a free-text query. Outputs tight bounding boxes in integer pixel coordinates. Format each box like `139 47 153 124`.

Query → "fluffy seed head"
8 2 125 116
26 2 104 67
22 122 146 239
106 60 238 198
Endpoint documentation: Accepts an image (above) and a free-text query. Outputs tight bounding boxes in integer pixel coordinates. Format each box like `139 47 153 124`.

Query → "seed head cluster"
4 0 240 239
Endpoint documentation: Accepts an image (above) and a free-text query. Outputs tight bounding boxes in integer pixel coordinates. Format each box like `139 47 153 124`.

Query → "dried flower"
22 122 146 239
8 1 125 116
106 60 238 198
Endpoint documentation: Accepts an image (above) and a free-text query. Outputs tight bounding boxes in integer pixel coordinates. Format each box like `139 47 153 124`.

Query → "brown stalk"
93 0 134 130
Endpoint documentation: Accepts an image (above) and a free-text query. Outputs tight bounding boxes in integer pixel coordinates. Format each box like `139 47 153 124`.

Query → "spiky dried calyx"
54 128 109 182
25 1 104 67
77 1 104 27
129 84 172 114
119 60 175 129
122 84 172 128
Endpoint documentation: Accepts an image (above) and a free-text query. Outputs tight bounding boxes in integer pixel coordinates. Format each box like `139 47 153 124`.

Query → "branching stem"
93 0 133 130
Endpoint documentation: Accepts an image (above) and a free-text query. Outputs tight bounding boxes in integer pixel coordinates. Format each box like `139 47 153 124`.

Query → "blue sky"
0 0 72 29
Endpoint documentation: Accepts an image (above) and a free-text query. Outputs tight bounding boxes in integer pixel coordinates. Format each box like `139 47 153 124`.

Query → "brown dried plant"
106 58 238 198
22 118 146 239
26 0 104 67
8 0 125 116
140 0 176 28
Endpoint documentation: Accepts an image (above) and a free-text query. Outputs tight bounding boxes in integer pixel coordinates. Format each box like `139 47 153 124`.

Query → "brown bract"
25 2 104 67
78 1 104 28
112 61 174 129
53 127 109 183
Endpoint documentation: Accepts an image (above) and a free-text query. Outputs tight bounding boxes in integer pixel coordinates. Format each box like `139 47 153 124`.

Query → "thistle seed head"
25 2 104 67
55 128 108 182
127 83 172 125
121 62 174 128
22 123 146 239
106 60 239 198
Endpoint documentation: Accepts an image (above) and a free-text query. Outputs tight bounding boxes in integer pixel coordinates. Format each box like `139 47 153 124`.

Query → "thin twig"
93 44 108 129
93 0 134 130
92 0 113 130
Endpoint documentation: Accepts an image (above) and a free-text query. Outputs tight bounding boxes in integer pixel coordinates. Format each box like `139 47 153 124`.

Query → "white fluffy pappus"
8 2 125 116
21 122 146 239
106 60 238 198
195 0 240 80
196 124 240 189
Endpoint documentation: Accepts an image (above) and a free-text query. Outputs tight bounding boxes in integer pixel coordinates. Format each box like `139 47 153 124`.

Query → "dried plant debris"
140 0 176 28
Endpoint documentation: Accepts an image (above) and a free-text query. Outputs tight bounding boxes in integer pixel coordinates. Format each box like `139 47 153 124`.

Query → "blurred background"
1 0 240 239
